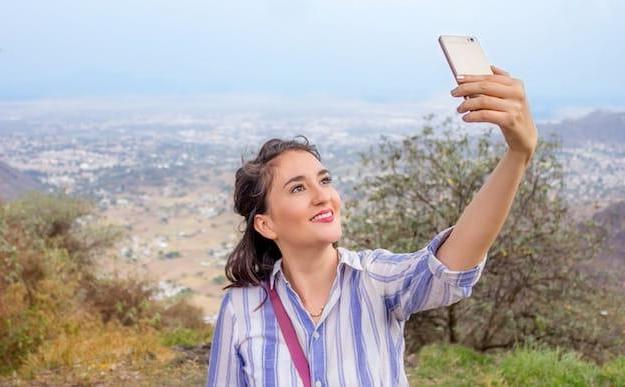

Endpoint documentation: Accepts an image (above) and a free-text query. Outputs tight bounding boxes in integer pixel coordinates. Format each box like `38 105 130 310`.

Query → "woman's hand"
451 65 538 164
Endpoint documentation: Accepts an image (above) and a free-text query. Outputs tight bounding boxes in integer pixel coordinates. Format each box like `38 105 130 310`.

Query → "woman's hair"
223 136 321 291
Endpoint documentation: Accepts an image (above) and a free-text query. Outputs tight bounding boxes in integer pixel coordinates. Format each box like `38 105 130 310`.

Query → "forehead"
271 150 325 183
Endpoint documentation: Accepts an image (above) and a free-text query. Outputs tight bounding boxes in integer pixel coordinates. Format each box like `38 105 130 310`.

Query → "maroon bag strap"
263 281 312 387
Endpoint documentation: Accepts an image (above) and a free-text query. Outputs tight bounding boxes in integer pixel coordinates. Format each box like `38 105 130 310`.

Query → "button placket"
309 326 324 387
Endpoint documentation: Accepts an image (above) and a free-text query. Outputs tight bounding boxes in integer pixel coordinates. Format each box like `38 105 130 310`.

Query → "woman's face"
256 150 342 249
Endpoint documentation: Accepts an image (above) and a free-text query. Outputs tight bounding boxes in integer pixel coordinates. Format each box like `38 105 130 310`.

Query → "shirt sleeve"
206 290 245 386
361 226 487 321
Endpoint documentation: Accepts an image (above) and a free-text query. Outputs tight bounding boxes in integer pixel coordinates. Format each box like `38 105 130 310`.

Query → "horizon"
1 92 623 125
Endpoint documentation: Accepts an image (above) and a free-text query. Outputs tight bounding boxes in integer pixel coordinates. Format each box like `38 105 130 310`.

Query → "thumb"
491 65 510 76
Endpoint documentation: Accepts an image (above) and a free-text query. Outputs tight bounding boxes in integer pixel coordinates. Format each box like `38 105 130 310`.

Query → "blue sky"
1 0 623 119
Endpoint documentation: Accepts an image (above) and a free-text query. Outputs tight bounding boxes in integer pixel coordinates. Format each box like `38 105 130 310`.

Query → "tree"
0 192 123 371
342 116 622 361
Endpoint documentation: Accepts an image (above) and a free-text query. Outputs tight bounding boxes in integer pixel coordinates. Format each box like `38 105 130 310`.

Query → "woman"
206 65 538 386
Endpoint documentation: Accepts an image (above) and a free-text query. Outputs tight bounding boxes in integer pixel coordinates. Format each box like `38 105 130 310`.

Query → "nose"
311 182 331 205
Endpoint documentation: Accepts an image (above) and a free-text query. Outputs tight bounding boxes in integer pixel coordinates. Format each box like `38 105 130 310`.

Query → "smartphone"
438 35 493 81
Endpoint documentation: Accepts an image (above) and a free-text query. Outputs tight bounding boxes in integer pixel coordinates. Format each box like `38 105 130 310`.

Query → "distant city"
1 103 623 320
1 105 622 207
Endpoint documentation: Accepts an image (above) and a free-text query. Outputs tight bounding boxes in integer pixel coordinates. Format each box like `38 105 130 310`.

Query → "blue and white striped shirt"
206 226 487 386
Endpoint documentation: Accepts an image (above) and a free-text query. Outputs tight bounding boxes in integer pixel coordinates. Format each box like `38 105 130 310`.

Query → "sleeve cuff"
426 226 487 288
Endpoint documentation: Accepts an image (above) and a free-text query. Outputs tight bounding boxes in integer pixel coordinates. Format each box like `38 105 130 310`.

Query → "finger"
490 65 510 76
456 73 514 86
462 110 510 127
452 81 519 99
457 95 512 113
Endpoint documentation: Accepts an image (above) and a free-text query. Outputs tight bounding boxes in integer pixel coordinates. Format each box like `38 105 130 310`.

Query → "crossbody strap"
264 282 312 387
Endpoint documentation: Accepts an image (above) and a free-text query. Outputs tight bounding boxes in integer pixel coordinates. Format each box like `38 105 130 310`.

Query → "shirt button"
315 381 322 387
313 331 320 340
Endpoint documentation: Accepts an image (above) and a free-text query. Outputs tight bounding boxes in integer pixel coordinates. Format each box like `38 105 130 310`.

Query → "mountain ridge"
0 160 47 201
539 109 625 145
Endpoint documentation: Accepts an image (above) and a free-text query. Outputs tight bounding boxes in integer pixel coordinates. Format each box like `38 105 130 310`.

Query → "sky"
1 0 624 119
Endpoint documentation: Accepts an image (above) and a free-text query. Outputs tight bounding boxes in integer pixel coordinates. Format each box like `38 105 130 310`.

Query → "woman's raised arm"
435 65 538 271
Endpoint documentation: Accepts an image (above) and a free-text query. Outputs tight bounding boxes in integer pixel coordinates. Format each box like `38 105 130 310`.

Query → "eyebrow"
282 169 331 189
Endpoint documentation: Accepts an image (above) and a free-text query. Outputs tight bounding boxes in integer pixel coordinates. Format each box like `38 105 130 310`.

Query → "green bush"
157 298 207 330
0 192 216 375
83 275 155 326
211 274 226 285
0 286 49 374
343 120 622 361
160 326 213 348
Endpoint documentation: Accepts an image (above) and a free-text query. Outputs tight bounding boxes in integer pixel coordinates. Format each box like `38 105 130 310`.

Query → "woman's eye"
290 177 332 193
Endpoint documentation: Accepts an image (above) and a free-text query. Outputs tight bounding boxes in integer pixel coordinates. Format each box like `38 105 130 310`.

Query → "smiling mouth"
310 210 334 223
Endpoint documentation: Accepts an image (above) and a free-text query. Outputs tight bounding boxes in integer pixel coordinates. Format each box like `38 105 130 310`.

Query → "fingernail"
456 75 465 81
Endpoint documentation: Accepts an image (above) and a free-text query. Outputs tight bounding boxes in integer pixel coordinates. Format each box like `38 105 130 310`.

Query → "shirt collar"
269 246 363 289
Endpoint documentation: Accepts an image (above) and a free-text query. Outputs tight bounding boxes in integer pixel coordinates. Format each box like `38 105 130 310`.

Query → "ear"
253 213 277 240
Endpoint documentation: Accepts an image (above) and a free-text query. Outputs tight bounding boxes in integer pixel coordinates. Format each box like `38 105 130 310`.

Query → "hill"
0 160 46 201
539 110 625 146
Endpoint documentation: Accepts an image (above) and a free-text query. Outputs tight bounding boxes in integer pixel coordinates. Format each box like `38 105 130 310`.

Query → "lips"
310 209 334 223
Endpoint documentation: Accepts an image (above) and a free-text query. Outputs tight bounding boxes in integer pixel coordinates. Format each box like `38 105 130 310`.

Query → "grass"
2 339 624 386
0 317 210 386
160 326 213 348
406 344 501 386
17 318 175 380
499 347 598 386
598 356 625 387
407 343 625 387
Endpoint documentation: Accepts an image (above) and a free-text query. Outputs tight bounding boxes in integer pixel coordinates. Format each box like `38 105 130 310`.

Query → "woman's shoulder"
211 285 265 324
222 283 264 296
337 245 396 269
219 283 267 309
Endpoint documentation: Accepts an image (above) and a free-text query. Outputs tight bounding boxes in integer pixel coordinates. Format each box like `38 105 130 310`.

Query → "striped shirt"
206 226 487 386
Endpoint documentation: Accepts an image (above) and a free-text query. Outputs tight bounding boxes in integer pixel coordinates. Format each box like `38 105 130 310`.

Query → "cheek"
333 191 342 210
276 197 311 225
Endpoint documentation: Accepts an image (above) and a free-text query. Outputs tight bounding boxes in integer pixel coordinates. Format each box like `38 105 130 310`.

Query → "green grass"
4 341 623 386
407 344 502 386
160 326 213 348
599 356 625 387
407 344 625 386
499 347 598 386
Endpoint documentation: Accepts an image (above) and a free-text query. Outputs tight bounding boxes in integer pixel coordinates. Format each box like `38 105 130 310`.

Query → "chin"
322 229 342 245
305 221 342 245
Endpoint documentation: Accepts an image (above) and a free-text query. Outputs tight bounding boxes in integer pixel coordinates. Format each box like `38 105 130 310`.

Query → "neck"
278 242 338 306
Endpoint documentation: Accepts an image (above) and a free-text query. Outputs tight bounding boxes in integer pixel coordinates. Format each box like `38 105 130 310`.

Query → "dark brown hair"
223 136 321 291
